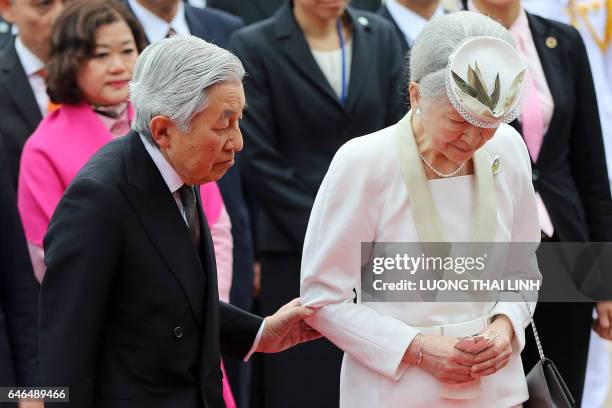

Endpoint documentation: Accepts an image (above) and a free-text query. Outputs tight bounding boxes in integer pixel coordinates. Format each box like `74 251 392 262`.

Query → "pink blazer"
18 102 132 248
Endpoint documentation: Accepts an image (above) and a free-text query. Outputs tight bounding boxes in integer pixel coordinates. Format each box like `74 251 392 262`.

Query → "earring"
416 107 422 116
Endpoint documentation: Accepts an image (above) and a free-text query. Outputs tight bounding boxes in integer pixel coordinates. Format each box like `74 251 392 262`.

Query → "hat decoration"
445 36 528 128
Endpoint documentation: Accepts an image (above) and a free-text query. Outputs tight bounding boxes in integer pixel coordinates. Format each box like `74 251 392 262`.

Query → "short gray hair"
129 35 245 143
409 11 513 103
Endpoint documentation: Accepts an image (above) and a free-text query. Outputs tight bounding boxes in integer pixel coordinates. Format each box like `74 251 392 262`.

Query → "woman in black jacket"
231 1 406 406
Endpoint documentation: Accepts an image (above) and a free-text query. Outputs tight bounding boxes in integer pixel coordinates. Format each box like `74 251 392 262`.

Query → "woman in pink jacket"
17 1 236 406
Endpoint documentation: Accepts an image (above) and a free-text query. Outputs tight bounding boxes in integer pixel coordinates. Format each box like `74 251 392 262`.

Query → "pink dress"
17 101 236 408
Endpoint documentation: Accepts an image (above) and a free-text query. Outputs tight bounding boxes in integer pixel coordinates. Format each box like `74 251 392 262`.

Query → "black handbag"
524 302 576 408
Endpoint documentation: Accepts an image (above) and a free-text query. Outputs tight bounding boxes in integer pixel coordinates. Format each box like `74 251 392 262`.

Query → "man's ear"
0 0 15 23
150 115 175 149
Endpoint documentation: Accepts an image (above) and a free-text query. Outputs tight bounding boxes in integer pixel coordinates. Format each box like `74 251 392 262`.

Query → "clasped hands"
405 315 515 384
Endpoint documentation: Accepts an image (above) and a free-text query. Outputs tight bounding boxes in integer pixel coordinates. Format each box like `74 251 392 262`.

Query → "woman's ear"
408 81 421 111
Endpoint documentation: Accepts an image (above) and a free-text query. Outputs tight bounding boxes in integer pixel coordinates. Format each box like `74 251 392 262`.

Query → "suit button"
173 326 184 338
532 169 539 182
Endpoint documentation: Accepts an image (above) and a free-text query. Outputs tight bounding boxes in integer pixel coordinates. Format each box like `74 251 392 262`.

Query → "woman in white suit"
300 11 541 408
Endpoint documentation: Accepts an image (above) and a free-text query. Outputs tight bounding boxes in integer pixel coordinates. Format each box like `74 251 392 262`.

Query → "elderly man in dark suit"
39 36 319 408
0 137 41 408
0 0 67 189
125 4 257 405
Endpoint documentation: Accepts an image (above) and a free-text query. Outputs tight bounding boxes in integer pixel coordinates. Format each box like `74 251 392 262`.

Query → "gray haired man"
39 36 319 408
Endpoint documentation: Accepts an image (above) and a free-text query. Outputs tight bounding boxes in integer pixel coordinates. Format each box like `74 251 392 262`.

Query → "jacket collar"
273 1 375 112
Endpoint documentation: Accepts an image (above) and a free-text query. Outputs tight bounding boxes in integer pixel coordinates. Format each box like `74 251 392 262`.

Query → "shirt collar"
138 132 185 194
508 7 530 44
14 36 45 77
128 0 191 43
386 0 445 45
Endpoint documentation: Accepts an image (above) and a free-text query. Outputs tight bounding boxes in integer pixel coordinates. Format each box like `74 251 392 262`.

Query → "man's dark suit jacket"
207 0 381 25
231 2 407 253
126 6 255 406
0 38 42 190
0 137 40 394
40 132 262 408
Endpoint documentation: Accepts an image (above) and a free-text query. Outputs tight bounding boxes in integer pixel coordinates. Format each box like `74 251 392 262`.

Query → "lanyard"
336 19 348 105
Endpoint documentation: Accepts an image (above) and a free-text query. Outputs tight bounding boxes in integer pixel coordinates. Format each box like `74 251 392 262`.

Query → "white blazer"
300 118 541 408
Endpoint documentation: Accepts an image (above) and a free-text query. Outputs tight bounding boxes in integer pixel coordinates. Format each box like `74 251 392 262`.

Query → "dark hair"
46 0 147 105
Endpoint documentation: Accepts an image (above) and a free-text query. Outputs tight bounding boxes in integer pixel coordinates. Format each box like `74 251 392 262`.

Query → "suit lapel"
345 7 375 112
119 132 207 324
0 41 42 132
526 13 563 165
275 2 344 109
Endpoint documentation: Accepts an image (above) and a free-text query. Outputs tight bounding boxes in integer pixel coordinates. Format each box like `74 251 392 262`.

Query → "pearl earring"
416 107 422 116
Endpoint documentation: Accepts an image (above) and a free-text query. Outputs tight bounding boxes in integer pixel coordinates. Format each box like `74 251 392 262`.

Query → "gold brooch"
546 36 558 49
492 156 501 175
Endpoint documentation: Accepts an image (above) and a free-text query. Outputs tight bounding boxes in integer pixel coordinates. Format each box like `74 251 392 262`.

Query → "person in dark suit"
0 0 67 189
208 0 381 25
466 0 612 404
125 4 256 406
125 0 242 46
39 36 319 408
0 137 42 408
230 1 406 406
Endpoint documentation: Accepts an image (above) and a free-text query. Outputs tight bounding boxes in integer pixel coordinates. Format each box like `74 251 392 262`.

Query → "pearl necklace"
419 152 465 178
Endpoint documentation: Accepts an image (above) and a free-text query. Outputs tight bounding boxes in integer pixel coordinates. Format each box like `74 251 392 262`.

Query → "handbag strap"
521 297 546 362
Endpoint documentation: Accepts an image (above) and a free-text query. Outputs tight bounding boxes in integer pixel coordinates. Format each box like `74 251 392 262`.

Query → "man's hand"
594 301 612 340
256 298 322 353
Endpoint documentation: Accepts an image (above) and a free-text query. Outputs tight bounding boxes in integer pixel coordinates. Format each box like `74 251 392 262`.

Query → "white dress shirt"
139 133 264 361
128 0 191 42
386 0 445 46
14 36 48 116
